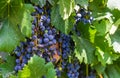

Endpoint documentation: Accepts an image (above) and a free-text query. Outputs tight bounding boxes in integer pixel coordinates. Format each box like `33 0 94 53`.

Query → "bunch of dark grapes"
13 2 97 78
55 33 81 78
14 4 61 72
14 41 33 71
73 5 94 36
67 62 80 78
75 5 94 24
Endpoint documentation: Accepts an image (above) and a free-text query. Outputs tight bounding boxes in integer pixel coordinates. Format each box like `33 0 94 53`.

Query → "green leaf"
89 0 111 20
20 4 34 37
75 0 88 7
107 0 120 10
0 20 24 52
30 0 46 7
105 64 120 78
110 29 120 53
0 0 23 19
72 34 97 64
95 47 119 66
94 36 119 65
0 55 15 78
59 0 75 20
0 0 34 52
51 5 75 34
39 0 46 7
93 63 106 74
94 19 112 36
111 9 120 22
48 0 58 6
18 55 56 78
109 18 120 35
45 63 56 78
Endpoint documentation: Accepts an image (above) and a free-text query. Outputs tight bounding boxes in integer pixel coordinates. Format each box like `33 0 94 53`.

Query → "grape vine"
0 0 120 78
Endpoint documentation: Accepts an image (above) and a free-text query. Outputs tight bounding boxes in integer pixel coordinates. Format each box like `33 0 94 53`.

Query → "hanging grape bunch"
13 2 97 78
75 5 94 24
73 5 94 36
14 4 60 71
13 3 81 78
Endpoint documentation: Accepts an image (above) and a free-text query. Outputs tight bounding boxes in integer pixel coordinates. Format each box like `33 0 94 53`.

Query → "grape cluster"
73 5 94 36
14 5 60 72
14 41 32 71
67 62 80 78
56 33 81 78
14 3 96 78
75 5 94 24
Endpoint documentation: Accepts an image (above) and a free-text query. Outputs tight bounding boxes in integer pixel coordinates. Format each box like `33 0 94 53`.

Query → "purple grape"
32 35 37 40
48 30 52 35
30 41 34 47
16 59 20 64
48 35 54 40
38 38 43 44
44 33 48 38
16 52 21 57
34 6 43 14
41 15 47 21
43 38 49 43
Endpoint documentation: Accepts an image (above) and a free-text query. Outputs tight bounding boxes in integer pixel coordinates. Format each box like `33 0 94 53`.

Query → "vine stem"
86 64 89 77
99 74 103 78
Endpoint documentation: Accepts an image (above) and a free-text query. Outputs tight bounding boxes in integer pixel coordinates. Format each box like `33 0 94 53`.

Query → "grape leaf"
93 63 106 74
76 22 97 44
105 64 120 78
94 36 119 65
95 47 119 66
51 5 75 34
111 9 120 22
30 0 46 7
0 0 23 20
45 63 56 78
94 19 112 36
110 29 120 53
58 0 75 20
109 18 120 35
0 55 15 78
72 34 97 64
0 0 34 37
89 0 110 19
48 0 58 6
18 55 56 78
20 4 34 37
0 0 34 52
107 0 120 10
0 20 24 52
75 0 88 7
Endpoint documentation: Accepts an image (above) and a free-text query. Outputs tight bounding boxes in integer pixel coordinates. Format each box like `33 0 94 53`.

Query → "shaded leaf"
0 0 23 20
0 55 15 78
48 0 58 6
105 64 120 78
0 20 24 52
0 1 34 52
